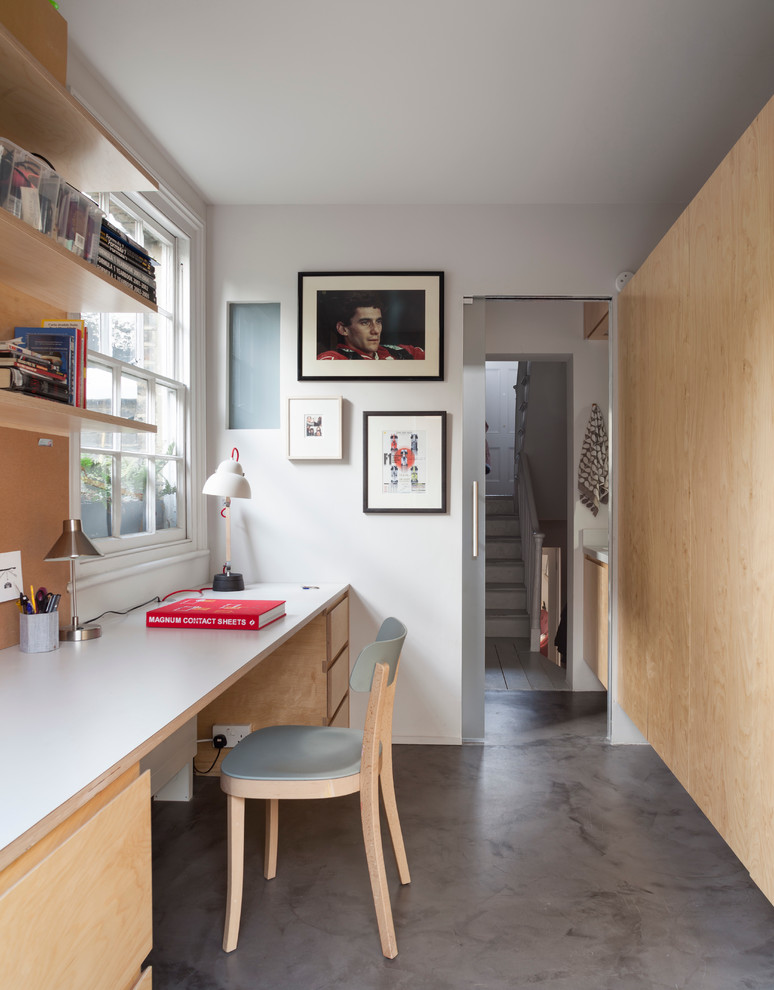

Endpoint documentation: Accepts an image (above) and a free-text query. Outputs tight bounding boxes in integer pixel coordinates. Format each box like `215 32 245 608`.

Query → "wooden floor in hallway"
486 636 569 691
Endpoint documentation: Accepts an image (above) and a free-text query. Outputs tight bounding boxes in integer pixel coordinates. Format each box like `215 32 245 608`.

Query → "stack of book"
96 218 157 303
2 320 88 407
0 339 69 403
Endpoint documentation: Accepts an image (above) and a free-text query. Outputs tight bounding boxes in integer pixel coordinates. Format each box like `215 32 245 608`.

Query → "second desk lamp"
203 448 252 592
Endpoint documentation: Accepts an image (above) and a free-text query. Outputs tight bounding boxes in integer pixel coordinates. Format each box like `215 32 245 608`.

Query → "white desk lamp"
44 519 103 641
203 448 252 592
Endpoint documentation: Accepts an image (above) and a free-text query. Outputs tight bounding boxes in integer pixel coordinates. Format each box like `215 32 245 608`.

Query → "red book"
146 598 285 630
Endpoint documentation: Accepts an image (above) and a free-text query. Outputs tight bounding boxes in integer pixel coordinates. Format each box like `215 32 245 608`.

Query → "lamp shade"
44 519 102 561
203 457 251 499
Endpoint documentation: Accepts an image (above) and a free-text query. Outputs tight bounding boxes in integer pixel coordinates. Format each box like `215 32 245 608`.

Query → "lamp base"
212 572 245 592
60 624 102 642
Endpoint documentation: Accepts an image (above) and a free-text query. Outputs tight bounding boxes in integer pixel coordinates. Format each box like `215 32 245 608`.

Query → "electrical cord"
193 750 222 774
193 732 228 775
85 596 161 624
84 586 212 624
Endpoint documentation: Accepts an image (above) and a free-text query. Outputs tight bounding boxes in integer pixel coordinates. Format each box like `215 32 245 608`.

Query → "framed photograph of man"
363 410 447 513
298 271 444 381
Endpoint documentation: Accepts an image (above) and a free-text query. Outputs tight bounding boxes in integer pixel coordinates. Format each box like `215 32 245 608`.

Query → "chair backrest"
350 617 407 693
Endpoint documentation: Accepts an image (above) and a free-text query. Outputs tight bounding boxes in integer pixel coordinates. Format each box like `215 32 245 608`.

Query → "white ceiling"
62 0 774 207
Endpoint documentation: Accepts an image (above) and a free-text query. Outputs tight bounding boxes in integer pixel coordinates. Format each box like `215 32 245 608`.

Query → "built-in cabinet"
0 768 152 990
582 553 608 688
618 93 774 906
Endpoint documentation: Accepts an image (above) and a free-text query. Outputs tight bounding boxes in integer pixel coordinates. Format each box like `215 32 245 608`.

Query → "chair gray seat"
221 725 364 781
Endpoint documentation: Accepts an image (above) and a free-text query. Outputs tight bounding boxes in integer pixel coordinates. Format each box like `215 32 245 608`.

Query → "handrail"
516 452 545 653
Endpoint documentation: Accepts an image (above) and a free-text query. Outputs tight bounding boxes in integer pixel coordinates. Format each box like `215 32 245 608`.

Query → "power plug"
212 733 227 749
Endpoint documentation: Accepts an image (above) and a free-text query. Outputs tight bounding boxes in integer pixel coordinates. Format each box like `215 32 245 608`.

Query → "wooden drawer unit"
0 769 152 990
327 646 350 721
327 595 349 660
195 591 351 770
325 594 350 726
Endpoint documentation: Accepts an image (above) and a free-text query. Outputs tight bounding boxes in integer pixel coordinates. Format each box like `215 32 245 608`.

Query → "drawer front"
329 693 350 727
0 771 152 990
327 646 349 720
326 595 349 661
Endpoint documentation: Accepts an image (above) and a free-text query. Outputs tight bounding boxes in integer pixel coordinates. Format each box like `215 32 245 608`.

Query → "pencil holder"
19 612 59 653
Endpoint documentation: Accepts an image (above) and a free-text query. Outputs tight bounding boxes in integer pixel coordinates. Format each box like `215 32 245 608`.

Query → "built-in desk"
0 582 349 990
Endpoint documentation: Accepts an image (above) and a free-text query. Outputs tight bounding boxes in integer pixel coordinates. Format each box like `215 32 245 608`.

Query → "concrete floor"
147 692 774 989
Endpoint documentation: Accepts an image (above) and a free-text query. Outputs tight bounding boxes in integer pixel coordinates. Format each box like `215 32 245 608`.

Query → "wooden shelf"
0 210 157 314
0 389 157 437
0 24 157 193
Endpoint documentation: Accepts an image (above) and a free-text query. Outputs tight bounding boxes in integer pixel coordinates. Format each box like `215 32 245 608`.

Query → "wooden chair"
220 617 411 958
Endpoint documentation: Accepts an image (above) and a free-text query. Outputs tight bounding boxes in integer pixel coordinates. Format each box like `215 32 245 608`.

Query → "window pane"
143 311 174 378
110 313 143 364
121 373 148 427
155 459 178 529
83 313 100 355
121 457 149 535
81 453 113 538
107 198 140 243
155 383 178 455
83 365 115 450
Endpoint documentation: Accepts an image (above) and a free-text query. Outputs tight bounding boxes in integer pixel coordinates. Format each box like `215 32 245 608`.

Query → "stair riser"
486 616 531 637
485 499 516 517
486 562 525 584
486 518 520 538
486 588 527 610
486 540 522 559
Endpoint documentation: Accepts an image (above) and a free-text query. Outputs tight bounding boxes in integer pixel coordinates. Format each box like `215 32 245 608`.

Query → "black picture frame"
298 271 444 381
363 411 447 513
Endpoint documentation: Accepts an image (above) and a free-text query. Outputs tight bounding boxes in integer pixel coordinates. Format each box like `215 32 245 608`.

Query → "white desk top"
0 583 348 868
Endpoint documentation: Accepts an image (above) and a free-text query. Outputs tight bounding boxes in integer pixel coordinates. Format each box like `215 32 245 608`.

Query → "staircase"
485 495 530 637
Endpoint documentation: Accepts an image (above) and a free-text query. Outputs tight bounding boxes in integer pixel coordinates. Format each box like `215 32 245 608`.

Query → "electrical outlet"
212 724 251 748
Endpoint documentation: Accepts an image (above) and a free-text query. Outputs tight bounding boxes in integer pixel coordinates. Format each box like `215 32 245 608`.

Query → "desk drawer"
327 646 349 720
327 596 349 660
0 771 152 990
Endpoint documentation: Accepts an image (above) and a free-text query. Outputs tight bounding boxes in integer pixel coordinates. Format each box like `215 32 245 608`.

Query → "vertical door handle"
472 480 479 558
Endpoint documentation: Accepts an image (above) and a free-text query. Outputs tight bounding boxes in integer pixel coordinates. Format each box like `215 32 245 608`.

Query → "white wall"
522 360 569 521
484 299 609 690
207 204 680 741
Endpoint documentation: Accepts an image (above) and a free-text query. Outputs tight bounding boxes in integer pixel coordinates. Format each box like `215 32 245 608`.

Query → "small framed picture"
363 411 447 513
287 396 343 460
298 271 444 381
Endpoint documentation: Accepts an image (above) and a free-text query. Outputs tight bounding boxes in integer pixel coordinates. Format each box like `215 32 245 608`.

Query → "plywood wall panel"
617 92 774 907
0 426 70 648
617 217 692 783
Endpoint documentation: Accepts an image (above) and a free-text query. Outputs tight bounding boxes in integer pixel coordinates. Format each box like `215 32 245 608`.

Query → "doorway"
462 298 610 739
484 357 569 689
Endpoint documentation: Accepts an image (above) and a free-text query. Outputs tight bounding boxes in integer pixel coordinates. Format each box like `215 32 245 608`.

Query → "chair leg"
223 794 245 952
264 798 279 880
379 749 411 885
361 767 399 958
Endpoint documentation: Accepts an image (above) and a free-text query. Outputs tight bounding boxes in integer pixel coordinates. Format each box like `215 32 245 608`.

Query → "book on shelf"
14 327 78 406
0 365 70 402
41 320 87 407
146 598 286 630
95 257 157 301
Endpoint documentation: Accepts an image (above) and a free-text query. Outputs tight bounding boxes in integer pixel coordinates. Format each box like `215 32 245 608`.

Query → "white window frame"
72 185 207 579
80 351 188 552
